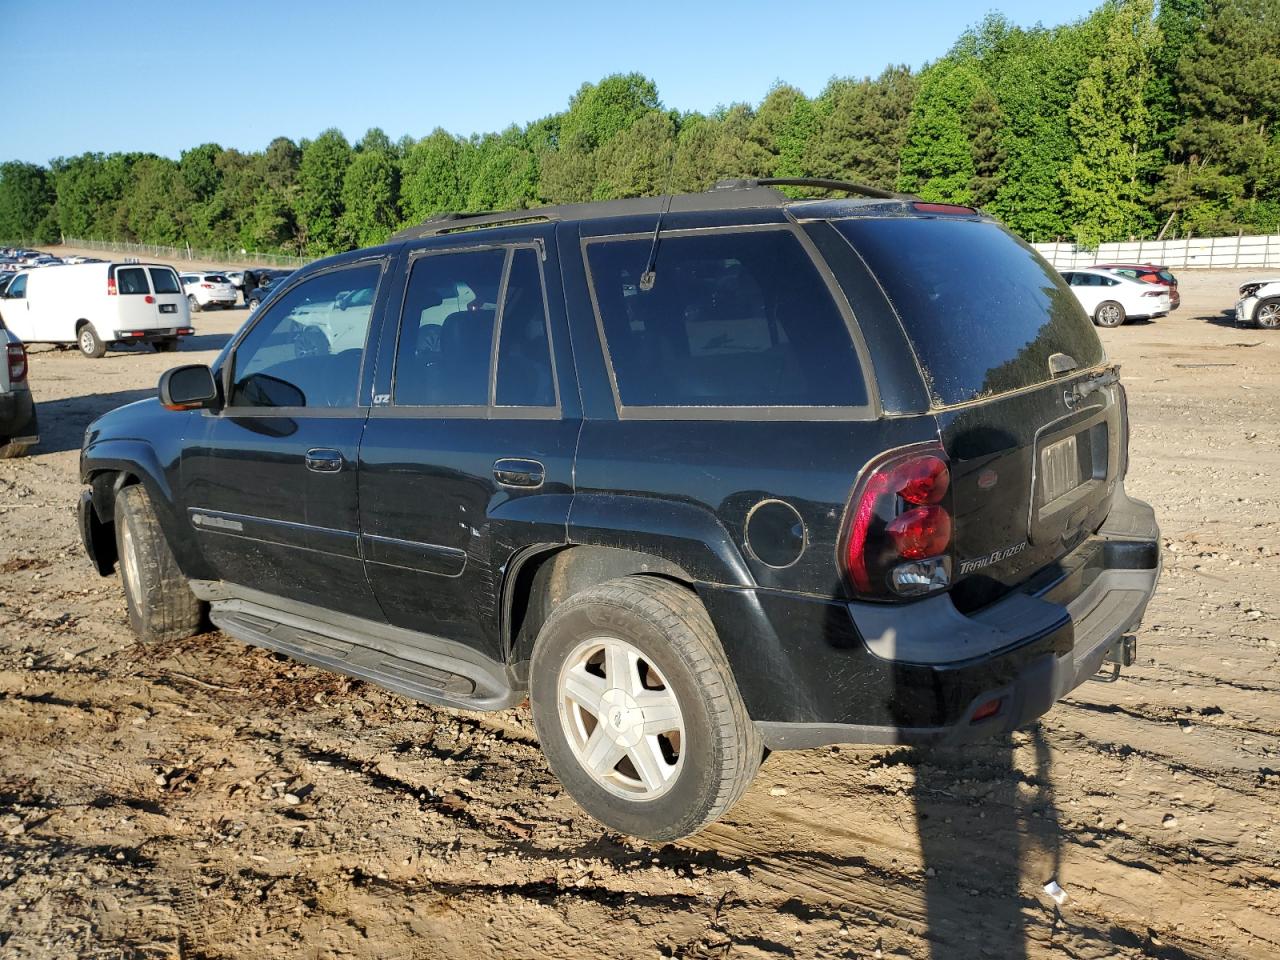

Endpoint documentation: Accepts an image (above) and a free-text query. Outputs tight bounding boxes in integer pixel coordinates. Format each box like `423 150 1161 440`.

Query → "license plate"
1041 435 1081 504
159 303 177 314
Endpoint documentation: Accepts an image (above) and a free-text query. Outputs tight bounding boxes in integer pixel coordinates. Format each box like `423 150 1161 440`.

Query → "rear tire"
153 338 180 353
114 485 205 645
1255 298 1280 329
77 323 107 358
530 577 762 841
1093 301 1126 328
0 441 30 459
187 294 202 313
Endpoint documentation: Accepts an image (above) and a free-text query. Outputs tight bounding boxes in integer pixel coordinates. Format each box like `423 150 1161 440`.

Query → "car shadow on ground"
176 332 233 352
29 388 155 454
1201 309 1252 330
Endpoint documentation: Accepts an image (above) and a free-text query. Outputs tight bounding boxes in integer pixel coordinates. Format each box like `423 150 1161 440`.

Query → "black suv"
78 179 1160 840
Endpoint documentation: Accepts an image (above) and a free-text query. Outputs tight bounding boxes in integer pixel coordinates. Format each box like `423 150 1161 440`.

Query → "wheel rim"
121 519 143 610
79 329 94 352
1258 303 1280 327
557 637 685 801
1101 304 1122 324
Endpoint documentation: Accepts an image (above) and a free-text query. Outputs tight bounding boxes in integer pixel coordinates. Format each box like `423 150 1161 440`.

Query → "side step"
209 598 520 712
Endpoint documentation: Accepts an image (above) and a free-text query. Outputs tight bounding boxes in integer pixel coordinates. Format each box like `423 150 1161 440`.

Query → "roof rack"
714 177 906 200
390 209 558 243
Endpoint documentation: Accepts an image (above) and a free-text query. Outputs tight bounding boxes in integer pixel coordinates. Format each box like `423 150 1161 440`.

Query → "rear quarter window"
585 228 867 409
835 218 1104 407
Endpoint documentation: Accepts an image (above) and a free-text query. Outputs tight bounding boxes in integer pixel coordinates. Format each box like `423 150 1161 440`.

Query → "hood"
1241 277 1280 294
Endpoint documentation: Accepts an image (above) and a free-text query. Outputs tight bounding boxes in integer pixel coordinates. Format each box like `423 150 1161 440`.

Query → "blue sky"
3 0 1102 165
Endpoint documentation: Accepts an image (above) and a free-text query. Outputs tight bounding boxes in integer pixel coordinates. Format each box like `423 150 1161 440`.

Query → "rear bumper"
0 389 38 445
730 486 1160 750
112 327 194 342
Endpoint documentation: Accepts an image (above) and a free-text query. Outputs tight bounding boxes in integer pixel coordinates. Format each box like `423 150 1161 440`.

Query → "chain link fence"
61 237 312 269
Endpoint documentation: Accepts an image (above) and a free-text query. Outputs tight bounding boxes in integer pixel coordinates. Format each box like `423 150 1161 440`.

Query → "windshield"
835 217 1105 406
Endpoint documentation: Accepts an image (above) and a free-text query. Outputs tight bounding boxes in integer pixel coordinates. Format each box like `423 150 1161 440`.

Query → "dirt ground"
1 267 1277 960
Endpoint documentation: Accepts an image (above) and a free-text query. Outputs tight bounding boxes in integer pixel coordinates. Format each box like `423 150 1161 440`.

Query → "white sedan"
1236 277 1280 329
179 272 238 312
1060 267 1171 327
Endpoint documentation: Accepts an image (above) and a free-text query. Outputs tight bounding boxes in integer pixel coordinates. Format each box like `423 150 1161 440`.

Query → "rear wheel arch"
504 545 696 667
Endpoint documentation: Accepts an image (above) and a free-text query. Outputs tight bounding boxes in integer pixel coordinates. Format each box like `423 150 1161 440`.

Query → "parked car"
1060 267 1171 326
221 269 245 290
1093 263 1180 310
0 262 194 357
244 270 295 311
78 179 1160 841
0 315 38 458
1236 277 1280 328
179 272 238 311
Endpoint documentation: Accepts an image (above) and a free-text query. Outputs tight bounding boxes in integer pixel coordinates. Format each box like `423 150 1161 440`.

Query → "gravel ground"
0 267 1277 959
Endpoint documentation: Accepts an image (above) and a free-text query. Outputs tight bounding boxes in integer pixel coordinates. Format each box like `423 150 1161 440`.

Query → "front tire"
78 323 107 358
1255 298 1280 329
1093 300 1126 327
530 577 762 841
114 485 205 645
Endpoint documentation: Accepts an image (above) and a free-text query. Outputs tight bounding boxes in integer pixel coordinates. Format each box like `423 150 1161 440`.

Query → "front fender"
80 437 216 581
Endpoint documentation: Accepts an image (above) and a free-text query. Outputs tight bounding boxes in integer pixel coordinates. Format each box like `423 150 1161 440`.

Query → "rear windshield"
149 268 181 294
1156 270 1175 284
204 274 228 283
585 229 867 408
835 218 1105 406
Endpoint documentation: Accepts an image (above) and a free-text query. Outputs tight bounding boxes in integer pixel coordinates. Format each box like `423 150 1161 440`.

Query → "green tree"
399 128 468 222
807 66 918 191
0 161 57 243
295 129 351 256
593 111 677 200
898 61 994 203
466 127 538 211
340 149 399 248
1060 0 1159 245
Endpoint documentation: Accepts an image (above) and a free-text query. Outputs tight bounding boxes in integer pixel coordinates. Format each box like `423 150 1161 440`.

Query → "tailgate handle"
1048 353 1077 376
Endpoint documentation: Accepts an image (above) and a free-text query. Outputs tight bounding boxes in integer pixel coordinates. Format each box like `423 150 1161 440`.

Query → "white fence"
1034 234 1280 271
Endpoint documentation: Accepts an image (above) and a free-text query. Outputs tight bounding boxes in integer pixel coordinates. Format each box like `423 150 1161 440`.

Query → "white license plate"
1041 435 1081 504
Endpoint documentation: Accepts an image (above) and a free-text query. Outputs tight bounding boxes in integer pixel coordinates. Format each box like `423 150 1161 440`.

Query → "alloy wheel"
557 636 685 801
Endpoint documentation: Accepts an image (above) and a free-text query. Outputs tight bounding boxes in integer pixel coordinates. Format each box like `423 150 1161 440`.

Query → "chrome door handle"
305 448 343 473
493 458 544 488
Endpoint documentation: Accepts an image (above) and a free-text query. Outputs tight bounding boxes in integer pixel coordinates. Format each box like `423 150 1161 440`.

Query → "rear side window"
835 218 1105 407
149 268 180 294
585 229 867 408
116 267 149 295
393 248 506 406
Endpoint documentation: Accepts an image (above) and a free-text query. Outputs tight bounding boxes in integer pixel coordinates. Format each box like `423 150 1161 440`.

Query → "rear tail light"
1143 290 1165 297
200 283 213 289
6 342 27 383
106 277 117 296
844 444 954 599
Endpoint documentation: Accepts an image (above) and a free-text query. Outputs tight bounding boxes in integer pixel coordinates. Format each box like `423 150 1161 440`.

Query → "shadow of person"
904 712 1062 958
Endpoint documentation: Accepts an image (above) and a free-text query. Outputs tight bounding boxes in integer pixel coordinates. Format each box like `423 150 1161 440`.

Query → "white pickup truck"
0 317 38 458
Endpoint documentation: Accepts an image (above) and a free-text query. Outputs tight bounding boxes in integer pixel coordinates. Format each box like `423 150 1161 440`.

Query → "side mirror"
159 364 219 411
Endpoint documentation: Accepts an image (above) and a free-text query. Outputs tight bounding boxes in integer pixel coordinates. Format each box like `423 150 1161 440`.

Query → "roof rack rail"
713 177 906 201
390 209 558 243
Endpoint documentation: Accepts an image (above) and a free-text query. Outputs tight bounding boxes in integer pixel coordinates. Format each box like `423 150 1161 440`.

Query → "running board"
208 597 520 712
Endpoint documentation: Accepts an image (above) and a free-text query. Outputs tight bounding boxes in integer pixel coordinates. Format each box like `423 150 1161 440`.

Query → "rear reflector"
971 698 1003 723
6 342 27 383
